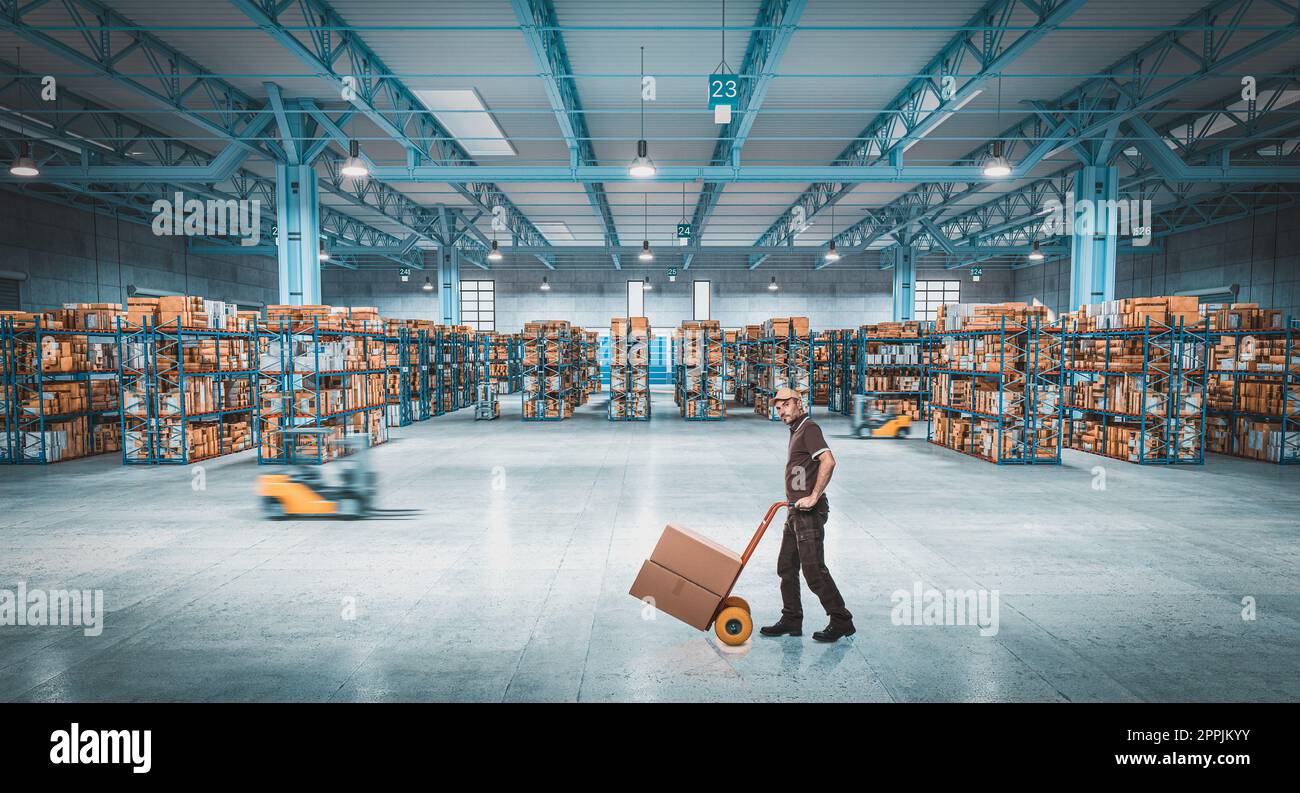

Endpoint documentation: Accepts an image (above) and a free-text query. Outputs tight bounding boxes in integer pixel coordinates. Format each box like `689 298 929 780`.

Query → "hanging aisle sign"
676 222 693 244
709 73 739 124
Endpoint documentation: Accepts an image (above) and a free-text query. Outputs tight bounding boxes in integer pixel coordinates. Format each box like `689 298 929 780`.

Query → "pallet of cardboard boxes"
753 317 811 420
522 319 578 420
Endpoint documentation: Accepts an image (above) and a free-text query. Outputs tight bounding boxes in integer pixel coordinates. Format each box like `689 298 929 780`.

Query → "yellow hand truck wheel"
722 595 750 613
714 605 752 646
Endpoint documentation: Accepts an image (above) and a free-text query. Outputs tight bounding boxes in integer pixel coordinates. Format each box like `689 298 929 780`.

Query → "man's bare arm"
797 450 835 508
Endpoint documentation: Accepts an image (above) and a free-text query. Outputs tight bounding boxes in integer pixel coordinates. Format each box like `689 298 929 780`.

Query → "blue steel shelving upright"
926 315 1063 464
118 316 258 465
256 316 388 464
1 314 120 464
1206 316 1297 464
1062 316 1208 465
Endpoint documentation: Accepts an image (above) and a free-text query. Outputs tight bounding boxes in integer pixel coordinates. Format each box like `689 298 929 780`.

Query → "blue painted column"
1068 165 1118 309
275 164 321 305
438 248 460 324
891 244 916 321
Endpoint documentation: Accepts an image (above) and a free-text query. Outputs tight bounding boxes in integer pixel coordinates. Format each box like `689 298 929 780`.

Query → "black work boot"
759 619 802 637
812 622 856 643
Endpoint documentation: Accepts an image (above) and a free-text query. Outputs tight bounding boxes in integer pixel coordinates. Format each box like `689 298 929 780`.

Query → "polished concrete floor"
1 387 1297 702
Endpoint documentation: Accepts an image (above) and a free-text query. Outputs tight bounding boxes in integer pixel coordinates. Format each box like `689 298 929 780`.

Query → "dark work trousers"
777 497 853 627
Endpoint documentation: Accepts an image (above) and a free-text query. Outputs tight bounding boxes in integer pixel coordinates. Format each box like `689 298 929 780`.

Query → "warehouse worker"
760 386 856 643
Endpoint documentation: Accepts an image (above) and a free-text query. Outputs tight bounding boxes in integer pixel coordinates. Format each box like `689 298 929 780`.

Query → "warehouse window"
0 278 19 310
627 279 645 318
459 279 495 331
693 280 710 320
915 279 960 321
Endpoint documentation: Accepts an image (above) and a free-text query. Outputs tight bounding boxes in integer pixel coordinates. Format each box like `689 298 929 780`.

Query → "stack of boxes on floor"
609 317 651 420
1061 296 1206 464
674 320 725 419
754 317 810 420
0 305 121 462
1204 304 1297 462
259 305 388 463
120 296 258 464
629 522 742 631
928 303 1061 463
858 321 926 420
522 319 578 420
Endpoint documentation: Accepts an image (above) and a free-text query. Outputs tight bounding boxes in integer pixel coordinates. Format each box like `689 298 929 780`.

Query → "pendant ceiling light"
639 193 653 261
341 136 369 179
488 238 503 262
767 276 779 292
318 239 330 262
1028 240 1045 261
981 75 1011 178
628 46 656 178
643 275 653 291
824 201 840 262
540 276 551 291
422 276 434 292
9 48 39 178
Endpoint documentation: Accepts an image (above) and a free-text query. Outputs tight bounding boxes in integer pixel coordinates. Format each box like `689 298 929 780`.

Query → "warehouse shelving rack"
608 320 651 421
427 328 447 417
0 315 120 464
1061 316 1209 465
256 317 389 464
384 327 431 428
852 329 929 422
825 331 853 415
926 316 1064 464
674 325 726 421
753 325 814 421
523 323 577 421
728 334 758 407
811 333 833 409
1205 317 1297 464
117 316 258 465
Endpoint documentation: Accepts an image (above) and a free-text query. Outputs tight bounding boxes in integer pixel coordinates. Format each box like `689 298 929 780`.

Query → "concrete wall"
0 191 279 311
1013 205 1300 317
323 250 1016 332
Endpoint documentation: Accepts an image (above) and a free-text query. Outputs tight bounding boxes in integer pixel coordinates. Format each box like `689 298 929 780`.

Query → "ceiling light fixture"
1028 240 1045 261
628 46 657 178
768 276 778 292
318 239 330 262
9 48 38 178
824 200 840 262
643 276 652 291
981 75 1011 178
540 276 551 291
422 276 434 292
639 192 653 260
488 238 503 262
341 138 369 178
639 240 654 262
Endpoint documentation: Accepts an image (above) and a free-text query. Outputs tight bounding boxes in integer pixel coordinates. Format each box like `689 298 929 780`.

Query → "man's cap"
772 386 802 402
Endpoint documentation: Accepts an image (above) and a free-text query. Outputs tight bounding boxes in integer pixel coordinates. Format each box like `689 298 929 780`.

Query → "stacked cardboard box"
857 323 927 420
609 317 651 420
1066 296 1200 332
754 317 811 419
936 302 1051 332
522 320 578 420
674 320 725 419
581 330 600 400
629 523 743 631
1202 303 1285 332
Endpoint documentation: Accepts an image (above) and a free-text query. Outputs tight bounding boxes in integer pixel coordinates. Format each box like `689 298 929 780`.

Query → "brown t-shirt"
786 415 830 502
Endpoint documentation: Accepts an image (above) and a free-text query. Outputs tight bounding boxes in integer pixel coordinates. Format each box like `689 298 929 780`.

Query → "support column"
891 244 916 321
438 248 460 324
1068 165 1118 309
275 164 321 305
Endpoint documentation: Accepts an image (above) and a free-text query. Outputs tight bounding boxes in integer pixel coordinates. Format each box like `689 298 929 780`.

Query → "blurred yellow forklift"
257 430 408 519
851 395 912 439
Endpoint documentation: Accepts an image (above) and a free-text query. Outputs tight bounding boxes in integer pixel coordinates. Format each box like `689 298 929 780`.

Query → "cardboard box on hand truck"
628 523 742 630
